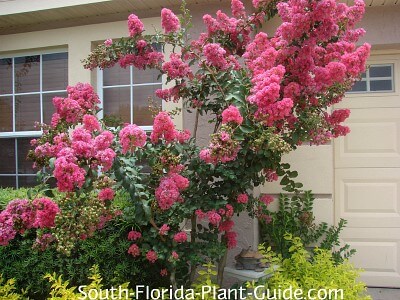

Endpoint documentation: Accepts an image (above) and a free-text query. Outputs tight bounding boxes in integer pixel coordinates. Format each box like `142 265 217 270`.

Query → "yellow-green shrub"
255 234 371 300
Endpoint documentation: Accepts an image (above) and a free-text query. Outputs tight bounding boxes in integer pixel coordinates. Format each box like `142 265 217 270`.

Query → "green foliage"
0 187 31 209
260 189 354 263
45 265 132 300
257 234 371 300
191 262 219 300
0 218 157 299
0 275 23 300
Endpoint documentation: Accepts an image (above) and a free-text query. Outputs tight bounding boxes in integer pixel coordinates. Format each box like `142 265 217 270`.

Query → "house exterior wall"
1 0 400 287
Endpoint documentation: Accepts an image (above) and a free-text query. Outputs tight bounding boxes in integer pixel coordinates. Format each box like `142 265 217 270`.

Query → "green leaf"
239 125 255 134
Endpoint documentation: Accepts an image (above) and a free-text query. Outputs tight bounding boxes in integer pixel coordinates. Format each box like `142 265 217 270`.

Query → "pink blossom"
128 244 140 257
54 154 86 192
177 129 191 144
32 197 60 228
95 148 116 171
104 39 112 47
237 193 248 204
160 269 168 277
51 113 61 127
150 111 177 143
155 172 189 210
83 114 101 132
159 224 170 235
94 131 114 151
219 220 234 232
67 83 100 112
155 86 181 103
162 53 192 79
171 251 179 260
264 169 278 182
225 231 237 249
231 0 246 18
225 204 234 218
221 105 243 125
98 188 115 201
173 231 187 243
128 14 144 37
203 43 228 69
128 230 142 241
260 194 274 206
119 124 147 154
161 8 181 33
146 250 158 263
33 233 55 251
207 211 221 226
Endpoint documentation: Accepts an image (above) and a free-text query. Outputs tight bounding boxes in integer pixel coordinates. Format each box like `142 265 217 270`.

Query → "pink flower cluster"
237 193 249 204
173 231 187 243
159 224 170 235
155 173 189 210
199 130 240 165
203 43 228 69
247 65 294 126
119 40 164 70
128 230 142 241
162 53 192 80
146 250 158 263
259 194 274 206
128 244 140 257
98 188 115 201
128 14 144 37
221 105 243 125
161 8 181 33
155 86 181 103
150 111 179 143
119 124 147 154
32 197 60 228
51 83 100 127
0 198 59 246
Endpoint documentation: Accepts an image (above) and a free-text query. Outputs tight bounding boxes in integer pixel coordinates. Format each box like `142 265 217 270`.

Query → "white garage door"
334 52 400 287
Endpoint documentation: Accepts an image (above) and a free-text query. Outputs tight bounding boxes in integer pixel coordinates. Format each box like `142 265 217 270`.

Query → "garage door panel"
335 169 400 228
340 228 400 287
335 108 400 168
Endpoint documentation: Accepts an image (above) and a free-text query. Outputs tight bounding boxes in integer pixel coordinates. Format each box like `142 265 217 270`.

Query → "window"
99 64 162 130
0 52 68 188
350 64 394 93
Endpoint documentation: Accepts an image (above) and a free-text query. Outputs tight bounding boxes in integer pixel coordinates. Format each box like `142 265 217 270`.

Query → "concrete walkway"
368 288 400 299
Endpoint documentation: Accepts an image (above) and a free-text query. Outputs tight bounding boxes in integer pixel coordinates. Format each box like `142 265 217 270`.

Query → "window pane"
133 67 162 84
18 176 38 187
0 176 16 188
103 87 130 124
43 92 67 124
14 55 40 93
370 80 392 92
351 80 367 92
369 65 392 78
0 139 15 173
0 58 13 95
15 94 40 131
18 138 35 174
42 53 68 91
133 85 161 126
0 96 13 132
361 72 366 79
103 64 130 86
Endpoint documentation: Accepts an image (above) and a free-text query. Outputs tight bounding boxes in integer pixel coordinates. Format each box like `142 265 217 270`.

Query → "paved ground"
368 288 400 299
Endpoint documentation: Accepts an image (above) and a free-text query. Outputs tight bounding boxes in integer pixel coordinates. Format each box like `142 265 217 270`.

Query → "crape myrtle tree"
1 0 369 288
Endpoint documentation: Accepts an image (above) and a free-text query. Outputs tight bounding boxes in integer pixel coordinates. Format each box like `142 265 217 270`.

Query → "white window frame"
0 50 68 188
97 66 163 131
348 63 394 94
